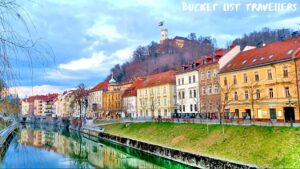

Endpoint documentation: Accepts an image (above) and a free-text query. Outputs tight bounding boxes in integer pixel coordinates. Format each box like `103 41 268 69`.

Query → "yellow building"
102 74 132 119
137 70 177 118
219 37 300 122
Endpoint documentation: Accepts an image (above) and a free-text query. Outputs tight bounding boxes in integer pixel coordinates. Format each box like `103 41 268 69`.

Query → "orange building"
102 74 132 119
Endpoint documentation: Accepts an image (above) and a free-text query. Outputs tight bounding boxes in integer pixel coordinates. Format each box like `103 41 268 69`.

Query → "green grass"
102 122 300 168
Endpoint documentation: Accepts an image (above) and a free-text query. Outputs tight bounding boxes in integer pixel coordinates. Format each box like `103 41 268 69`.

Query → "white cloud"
45 70 85 80
58 47 133 73
268 16 300 29
10 85 67 98
86 17 122 42
59 52 106 71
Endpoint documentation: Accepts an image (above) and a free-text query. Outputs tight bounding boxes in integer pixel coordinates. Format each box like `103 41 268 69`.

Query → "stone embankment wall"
98 132 258 169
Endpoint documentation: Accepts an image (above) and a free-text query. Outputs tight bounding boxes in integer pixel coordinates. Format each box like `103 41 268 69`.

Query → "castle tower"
160 29 168 44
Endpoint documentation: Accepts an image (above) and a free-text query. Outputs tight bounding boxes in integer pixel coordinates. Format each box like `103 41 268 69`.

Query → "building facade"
198 46 241 119
176 62 200 116
137 70 177 118
122 78 145 118
219 37 300 122
102 75 132 119
87 81 108 118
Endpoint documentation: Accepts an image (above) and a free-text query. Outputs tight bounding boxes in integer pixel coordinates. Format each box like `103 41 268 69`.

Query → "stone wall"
98 132 258 169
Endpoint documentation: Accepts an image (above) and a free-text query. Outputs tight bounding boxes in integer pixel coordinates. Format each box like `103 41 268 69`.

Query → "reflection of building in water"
18 128 164 169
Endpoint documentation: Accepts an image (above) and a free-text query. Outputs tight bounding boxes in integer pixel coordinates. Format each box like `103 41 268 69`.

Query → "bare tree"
72 83 89 128
0 0 53 93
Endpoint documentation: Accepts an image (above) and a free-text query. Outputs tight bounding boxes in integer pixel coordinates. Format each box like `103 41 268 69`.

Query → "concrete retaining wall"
98 132 258 169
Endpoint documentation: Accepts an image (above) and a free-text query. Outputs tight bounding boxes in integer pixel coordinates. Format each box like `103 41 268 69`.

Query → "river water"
0 124 192 169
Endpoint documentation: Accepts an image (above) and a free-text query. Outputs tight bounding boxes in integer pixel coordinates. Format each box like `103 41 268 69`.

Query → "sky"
9 0 300 98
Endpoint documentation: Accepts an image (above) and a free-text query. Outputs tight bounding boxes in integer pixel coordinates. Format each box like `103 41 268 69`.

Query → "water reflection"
0 125 191 169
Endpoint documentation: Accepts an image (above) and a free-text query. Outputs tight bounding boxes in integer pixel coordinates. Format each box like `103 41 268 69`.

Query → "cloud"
10 85 67 98
58 47 133 73
45 70 85 80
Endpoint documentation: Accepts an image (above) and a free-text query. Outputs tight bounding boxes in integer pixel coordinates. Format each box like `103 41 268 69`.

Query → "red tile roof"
91 81 109 91
138 70 177 88
220 36 300 73
122 78 145 97
23 93 58 102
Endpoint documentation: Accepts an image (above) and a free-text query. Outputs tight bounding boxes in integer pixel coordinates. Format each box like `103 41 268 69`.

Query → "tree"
72 83 89 129
0 0 53 97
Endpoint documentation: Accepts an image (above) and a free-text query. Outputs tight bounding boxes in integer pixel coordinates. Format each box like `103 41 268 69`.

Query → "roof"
138 70 177 89
122 78 145 97
23 93 58 102
220 36 300 73
91 81 109 91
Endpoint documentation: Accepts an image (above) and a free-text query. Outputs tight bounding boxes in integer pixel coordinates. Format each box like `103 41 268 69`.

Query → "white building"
122 78 145 118
176 62 200 116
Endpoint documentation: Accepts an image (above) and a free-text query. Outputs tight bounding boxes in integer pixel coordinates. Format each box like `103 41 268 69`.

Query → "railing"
0 123 18 147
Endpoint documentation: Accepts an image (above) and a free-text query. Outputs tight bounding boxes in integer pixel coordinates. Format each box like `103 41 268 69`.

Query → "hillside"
102 122 300 168
108 28 298 82
108 35 216 82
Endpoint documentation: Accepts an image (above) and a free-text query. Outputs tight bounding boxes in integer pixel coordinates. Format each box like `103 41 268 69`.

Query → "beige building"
219 37 300 122
137 70 177 118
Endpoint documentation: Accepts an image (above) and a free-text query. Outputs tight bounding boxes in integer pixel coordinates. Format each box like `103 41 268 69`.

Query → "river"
0 124 192 169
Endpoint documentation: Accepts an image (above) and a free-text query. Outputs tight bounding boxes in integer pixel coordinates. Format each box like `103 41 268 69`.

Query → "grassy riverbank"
101 122 300 168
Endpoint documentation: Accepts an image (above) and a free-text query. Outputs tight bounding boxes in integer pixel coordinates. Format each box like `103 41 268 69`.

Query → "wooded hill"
108 28 297 82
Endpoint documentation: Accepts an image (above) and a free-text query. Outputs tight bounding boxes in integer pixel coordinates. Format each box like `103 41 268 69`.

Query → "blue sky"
11 0 300 97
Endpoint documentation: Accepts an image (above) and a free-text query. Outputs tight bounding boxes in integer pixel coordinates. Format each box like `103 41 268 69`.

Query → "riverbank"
101 122 300 168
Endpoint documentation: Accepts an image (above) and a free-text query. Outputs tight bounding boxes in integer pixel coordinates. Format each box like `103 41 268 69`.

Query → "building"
137 70 177 118
198 46 241 119
175 61 200 117
219 36 300 122
122 77 145 118
87 81 109 118
21 94 58 116
102 74 132 119
53 91 74 117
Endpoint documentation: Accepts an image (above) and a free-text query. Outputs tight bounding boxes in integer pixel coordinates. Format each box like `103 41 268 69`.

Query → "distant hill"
108 34 216 82
232 27 297 49
107 28 298 82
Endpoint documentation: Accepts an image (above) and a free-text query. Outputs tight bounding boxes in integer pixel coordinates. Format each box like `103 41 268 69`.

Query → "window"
201 72 204 80
189 76 192 84
181 78 184 85
224 77 227 85
182 91 185 99
225 93 228 101
207 70 211 79
189 90 192 98
256 89 260 99
178 79 180 85
178 92 181 99
179 105 182 112
269 88 274 98
214 84 218 93
202 86 206 95
213 69 217 78
190 104 193 112
209 102 212 110
183 105 185 112
194 104 197 111
233 75 237 85
243 73 248 83
164 98 167 105
245 90 249 100
254 71 259 81
283 66 288 78
267 69 272 80
285 87 290 97
193 89 197 98
234 91 238 100
207 85 212 94
193 75 196 83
